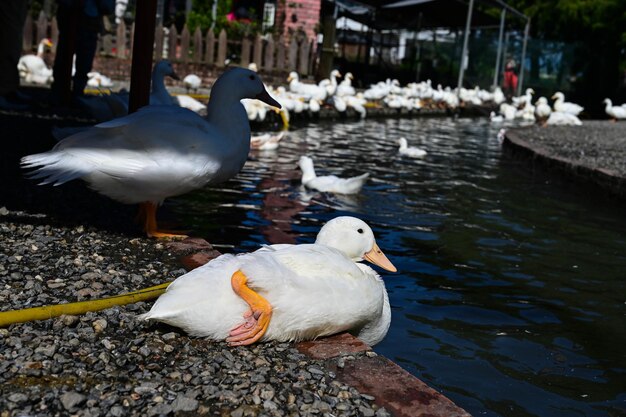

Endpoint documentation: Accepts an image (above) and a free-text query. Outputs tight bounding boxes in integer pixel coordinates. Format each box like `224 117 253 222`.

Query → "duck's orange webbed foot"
226 270 272 346
138 202 188 240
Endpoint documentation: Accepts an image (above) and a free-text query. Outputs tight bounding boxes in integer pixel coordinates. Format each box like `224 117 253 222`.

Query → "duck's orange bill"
364 243 397 272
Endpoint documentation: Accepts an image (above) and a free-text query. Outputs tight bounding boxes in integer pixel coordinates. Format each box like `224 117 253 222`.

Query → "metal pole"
415 12 423 81
456 0 474 93
128 0 157 113
517 18 530 96
493 8 506 88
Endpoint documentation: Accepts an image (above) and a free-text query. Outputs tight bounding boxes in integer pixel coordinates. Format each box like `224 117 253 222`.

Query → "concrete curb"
503 126 626 199
298 334 471 417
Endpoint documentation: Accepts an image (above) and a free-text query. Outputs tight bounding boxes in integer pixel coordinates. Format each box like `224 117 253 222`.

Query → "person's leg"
51 5 71 101
72 29 99 97
0 0 29 96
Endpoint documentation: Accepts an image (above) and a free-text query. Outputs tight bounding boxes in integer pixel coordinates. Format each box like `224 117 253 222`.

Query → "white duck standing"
141 216 396 346
534 97 552 119
21 67 281 238
552 92 584 116
398 137 427 158
183 74 202 92
320 69 342 97
288 72 327 102
603 98 626 121
18 38 54 85
298 156 369 194
336 72 356 97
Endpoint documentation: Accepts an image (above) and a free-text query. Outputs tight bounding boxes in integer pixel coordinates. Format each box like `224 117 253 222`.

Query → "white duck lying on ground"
546 111 582 126
18 38 53 85
22 67 281 238
250 131 285 151
603 98 626 120
298 156 369 194
141 216 396 346
398 137 427 158
552 92 584 116
87 71 114 88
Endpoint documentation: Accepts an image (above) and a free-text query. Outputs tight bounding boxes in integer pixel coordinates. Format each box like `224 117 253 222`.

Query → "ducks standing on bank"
552 92 584 116
141 216 396 346
603 98 626 121
22 68 281 238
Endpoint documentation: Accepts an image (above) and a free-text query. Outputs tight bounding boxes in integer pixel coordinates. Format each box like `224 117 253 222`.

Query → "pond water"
168 117 626 417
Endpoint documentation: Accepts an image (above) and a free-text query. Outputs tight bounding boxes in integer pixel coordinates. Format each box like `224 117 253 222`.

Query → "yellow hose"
0 282 171 327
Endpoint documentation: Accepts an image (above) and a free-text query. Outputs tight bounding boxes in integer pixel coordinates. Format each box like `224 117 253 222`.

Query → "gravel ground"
506 121 626 177
0 208 390 417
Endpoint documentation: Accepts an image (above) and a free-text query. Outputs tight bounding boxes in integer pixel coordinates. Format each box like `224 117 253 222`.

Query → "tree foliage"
503 0 626 113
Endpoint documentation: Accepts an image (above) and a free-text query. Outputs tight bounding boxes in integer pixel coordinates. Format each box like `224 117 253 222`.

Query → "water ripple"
171 117 626 417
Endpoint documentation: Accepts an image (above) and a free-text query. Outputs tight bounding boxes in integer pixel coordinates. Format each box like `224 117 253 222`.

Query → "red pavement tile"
165 238 221 271
296 333 371 359
297 333 471 417
329 355 472 417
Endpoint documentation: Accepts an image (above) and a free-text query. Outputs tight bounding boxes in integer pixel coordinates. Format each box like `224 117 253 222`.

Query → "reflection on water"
170 117 626 417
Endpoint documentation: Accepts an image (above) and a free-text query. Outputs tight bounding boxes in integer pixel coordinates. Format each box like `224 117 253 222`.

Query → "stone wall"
275 0 321 44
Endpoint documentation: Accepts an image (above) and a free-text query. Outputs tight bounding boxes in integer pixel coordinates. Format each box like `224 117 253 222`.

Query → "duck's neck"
206 93 250 149
37 43 46 57
151 71 172 103
605 100 612 110
301 164 317 183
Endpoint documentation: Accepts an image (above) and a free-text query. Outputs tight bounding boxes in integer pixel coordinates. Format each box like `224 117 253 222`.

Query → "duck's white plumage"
250 131 285 151
183 74 202 91
22 67 280 205
398 137 427 158
552 92 584 116
18 38 53 85
534 97 552 118
142 216 393 346
546 111 582 126
299 156 369 194
603 98 626 120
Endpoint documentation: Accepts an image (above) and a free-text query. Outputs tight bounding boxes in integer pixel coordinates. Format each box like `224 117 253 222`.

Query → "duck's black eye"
249 75 255 80
357 228 364 234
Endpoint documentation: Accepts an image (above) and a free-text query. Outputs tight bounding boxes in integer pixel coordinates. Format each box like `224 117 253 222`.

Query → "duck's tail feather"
21 152 91 186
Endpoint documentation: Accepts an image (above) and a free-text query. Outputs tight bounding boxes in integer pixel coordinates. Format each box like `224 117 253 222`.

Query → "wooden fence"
22 12 318 76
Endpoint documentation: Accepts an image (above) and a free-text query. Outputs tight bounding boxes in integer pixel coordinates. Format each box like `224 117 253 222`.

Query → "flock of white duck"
15 49 626 345
491 89 626 125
